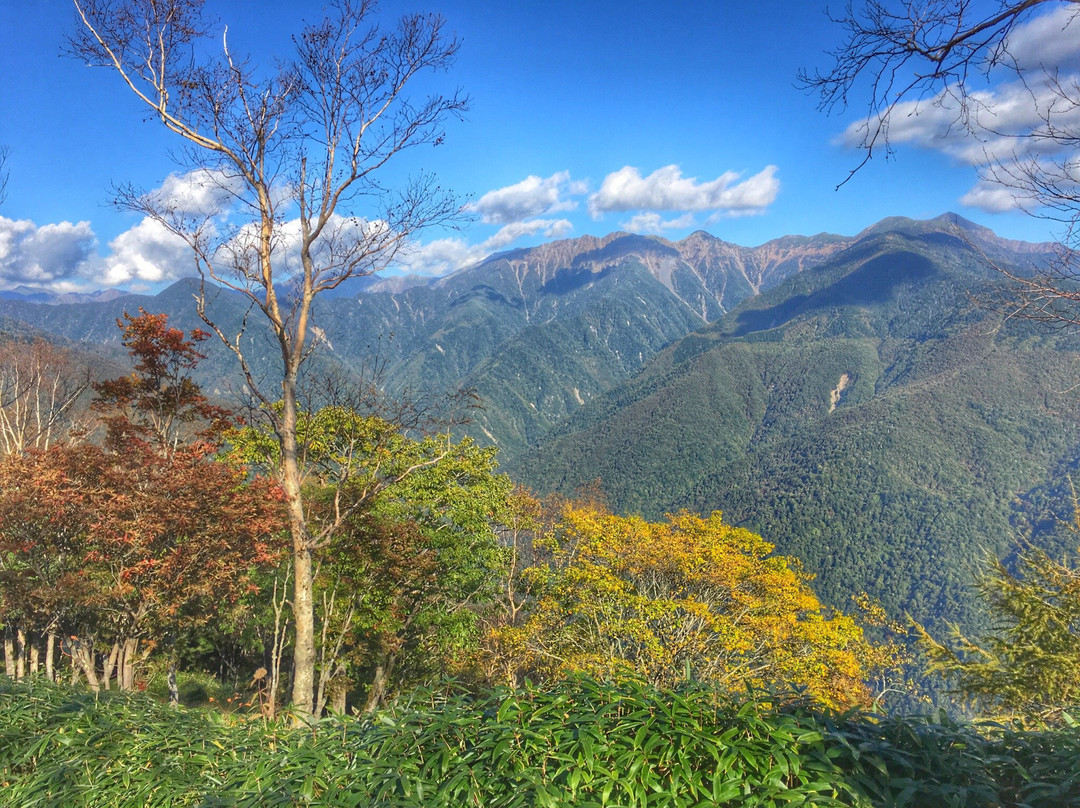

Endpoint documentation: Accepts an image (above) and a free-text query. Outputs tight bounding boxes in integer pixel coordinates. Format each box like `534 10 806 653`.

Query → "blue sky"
1 0 1077 293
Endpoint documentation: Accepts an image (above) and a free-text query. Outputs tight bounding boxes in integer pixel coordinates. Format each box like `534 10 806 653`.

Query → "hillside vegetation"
513 219 1080 634
4 676 1079 808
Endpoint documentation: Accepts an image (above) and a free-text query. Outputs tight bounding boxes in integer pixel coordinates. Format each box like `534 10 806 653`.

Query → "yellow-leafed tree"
489 505 886 709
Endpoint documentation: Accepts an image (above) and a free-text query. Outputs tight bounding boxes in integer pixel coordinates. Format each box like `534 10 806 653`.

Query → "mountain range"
1 213 1073 631
0 224 861 455
508 216 1078 632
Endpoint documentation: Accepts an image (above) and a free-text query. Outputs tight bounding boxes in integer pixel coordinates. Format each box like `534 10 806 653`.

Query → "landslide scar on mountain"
829 373 851 413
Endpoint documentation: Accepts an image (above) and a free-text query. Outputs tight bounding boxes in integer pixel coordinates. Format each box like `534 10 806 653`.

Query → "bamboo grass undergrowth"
2 676 1079 807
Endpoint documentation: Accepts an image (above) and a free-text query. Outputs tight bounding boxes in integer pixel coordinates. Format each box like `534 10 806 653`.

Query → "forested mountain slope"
2 214 1071 631
0 229 849 455
511 216 1076 632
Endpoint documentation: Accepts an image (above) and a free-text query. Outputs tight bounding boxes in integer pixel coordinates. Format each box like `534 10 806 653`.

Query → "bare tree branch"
804 0 1080 328
69 0 467 720
0 339 92 456
0 146 9 207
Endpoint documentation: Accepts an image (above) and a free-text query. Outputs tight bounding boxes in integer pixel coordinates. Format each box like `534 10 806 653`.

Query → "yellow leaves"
492 504 883 709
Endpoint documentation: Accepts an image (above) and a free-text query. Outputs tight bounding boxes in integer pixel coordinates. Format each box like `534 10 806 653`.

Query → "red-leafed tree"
0 445 100 682
93 309 232 455
0 312 285 697
85 439 283 696
90 311 284 697
0 441 283 695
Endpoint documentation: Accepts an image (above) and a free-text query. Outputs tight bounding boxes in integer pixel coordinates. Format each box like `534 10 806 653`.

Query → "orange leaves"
493 504 882 709
92 310 235 453
0 438 286 648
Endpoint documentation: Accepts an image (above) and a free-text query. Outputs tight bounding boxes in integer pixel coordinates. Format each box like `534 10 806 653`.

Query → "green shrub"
2 676 1079 807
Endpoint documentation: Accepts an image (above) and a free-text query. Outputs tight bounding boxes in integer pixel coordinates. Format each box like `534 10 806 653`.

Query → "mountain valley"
2 213 1072 632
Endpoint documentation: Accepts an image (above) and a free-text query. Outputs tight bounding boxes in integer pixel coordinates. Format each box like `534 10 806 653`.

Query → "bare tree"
0 146 9 207
68 0 466 719
801 0 1080 321
0 338 91 457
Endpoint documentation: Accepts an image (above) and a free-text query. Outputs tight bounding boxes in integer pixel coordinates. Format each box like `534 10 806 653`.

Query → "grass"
2 675 1079 807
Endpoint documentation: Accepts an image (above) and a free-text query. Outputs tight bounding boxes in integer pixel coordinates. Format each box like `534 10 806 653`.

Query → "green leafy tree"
919 536 1080 720
230 406 512 713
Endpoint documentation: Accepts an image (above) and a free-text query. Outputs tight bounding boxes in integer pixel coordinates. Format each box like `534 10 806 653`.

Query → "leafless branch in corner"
0 146 10 207
803 0 1080 331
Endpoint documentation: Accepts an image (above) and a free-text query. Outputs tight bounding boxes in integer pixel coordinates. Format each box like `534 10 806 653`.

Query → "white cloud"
483 218 574 250
0 216 96 288
852 78 1080 167
959 180 1022 213
588 164 780 218
102 218 193 286
621 211 697 234
86 169 254 288
1002 5 1080 73
398 218 575 276
467 171 586 224
148 167 246 218
396 237 481 277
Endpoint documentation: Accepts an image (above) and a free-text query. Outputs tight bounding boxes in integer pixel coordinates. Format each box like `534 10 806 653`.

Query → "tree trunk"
102 642 120 691
75 644 100 691
330 674 347 715
3 632 13 677
290 541 315 718
15 627 26 679
167 661 179 707
45 632 56 681
362 654 395 714
317 660 348 718
282 379 316 722
121 637 139 690
29 638 39 675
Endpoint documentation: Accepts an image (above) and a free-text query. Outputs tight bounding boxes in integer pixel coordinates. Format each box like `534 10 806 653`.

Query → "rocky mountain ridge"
0 214 1057 460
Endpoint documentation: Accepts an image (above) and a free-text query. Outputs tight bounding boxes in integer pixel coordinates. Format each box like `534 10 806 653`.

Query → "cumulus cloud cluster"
3 157 783 289
588 165 780 218
148 167 245 218
466 171 586 224
397 162 781 275
102 218 194 286
398 218 573 276
0 168 245 293
0 212 199 293
843 4 1080 213
0 217 96 288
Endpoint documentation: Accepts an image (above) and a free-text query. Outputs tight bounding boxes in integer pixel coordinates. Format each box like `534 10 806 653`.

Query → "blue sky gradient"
1 0 1075 293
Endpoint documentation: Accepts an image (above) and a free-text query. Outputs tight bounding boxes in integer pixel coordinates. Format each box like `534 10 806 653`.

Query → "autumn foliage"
92 309 232 453
0 440 283 687
487 505 884 709
0 313 284 690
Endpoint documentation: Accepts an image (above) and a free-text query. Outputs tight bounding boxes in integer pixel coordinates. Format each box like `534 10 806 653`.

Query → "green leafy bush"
2 677 1078 807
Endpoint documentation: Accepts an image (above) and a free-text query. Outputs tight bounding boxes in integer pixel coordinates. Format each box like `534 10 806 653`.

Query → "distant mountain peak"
0 286 132 305
855 212 1056 259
